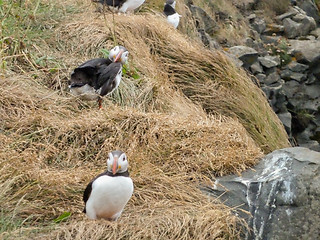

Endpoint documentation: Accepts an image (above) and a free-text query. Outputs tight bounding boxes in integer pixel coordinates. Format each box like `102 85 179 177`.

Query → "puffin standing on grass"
83 150 134 221
93 0 145 13
164 0 181 29
69 46 129 108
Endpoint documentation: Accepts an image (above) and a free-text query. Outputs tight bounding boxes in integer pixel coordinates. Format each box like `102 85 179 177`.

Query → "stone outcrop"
209 147 320 240
227 5 320 151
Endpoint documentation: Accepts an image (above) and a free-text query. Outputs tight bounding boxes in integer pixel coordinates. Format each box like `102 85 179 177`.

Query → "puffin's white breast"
167 13 181 29
86 175 133 220
69 84 99 101
119 0 145 12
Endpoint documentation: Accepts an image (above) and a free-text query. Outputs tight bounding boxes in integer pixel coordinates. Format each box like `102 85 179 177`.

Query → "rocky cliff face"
187 0 320 151
209 147 320 239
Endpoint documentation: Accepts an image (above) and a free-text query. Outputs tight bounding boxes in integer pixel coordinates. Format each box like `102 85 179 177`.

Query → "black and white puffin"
93 0 145 13
69 46 129 108
164 0 181 29
83 150 134 220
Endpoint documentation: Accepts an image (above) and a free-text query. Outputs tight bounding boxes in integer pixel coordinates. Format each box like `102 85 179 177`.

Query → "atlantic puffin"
69 46 129 108
83 150 134 220
93 0 145 13
164 0 181 29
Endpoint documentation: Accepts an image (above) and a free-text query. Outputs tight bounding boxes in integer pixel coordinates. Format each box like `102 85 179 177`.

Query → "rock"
198 29 221 50
302 98 320 111
297 0 320 24
283 80 300 98
304 84 320 99
249 61 263 74
300 15 317 35
283 18 302 38
210 147 320 240
228 46 258 68
255 73 266 83
310 28 320 38
263 24 285 35
290 72 307 82
289 39 320 64
264 72 281 85
275 10 297 23
251 18 266 34
299 140 320 151
278 111 292 134
189 5 219 36
287 61 309 72
280 68 293 80
258 55 279 68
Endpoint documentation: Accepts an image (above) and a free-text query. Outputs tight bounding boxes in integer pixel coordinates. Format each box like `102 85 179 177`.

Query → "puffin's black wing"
164 4 176 16
70 58 111 87
83 171 109 213
95 62 122 96
98 0 126 7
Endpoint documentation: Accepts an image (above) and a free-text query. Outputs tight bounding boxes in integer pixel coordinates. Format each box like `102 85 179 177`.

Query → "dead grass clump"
58 12 289 152
1 72 260 238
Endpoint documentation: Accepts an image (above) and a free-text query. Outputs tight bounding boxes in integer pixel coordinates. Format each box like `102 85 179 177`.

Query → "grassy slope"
1 0 289 239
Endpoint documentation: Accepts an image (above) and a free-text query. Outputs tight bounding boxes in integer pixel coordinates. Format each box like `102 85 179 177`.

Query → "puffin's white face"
108 46 129 65
107 151 129 175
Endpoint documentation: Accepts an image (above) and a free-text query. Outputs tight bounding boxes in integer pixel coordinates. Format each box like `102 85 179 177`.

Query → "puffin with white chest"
83 150 134 221
164 0 181 29
69 46 129 108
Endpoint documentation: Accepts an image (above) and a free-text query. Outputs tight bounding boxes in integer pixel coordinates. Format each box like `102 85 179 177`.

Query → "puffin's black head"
107 150 129 175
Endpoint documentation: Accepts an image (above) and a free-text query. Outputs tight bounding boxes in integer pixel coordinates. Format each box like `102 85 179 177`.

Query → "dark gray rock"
283 80 300 98
278 111 292 134
189 5 219 36
228 46 258 68
255 73 266 83
281 69 293 81
300 15 317 35
304 84 320 99
210 147 320 240
287 61 309 72
290 72 307 82
265 71 281 85
297 0 320 24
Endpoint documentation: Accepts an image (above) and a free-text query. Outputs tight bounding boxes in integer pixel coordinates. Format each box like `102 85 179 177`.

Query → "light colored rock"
277 111 292 134
258 56 279 68
227 46 258 68
289 39 320 64
283 18 302 38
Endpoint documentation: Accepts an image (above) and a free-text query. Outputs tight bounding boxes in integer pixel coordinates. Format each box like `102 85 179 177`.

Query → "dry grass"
1 0 289 239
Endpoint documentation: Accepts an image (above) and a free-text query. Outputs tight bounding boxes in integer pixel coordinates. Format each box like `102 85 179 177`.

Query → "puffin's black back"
95 62 122 91
164 4 176 16
70 58 112 87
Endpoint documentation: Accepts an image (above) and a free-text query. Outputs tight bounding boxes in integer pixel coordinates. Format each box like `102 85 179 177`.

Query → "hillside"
1 0 289 239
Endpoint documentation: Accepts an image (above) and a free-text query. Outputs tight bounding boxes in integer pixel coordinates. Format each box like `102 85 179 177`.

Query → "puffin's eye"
122 157 126 161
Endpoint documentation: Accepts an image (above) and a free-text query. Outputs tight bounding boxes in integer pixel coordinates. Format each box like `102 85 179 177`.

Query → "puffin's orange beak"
114 50 123 63
112 157 118 175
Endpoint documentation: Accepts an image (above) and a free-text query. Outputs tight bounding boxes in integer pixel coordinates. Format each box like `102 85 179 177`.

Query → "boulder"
290 72 307 82
210 147 320 240
289 39 320 64
297 0 320 24
228 46 258 68
264 72 281 85
189 5 219 36
283 18 302 38
249 61 263 74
